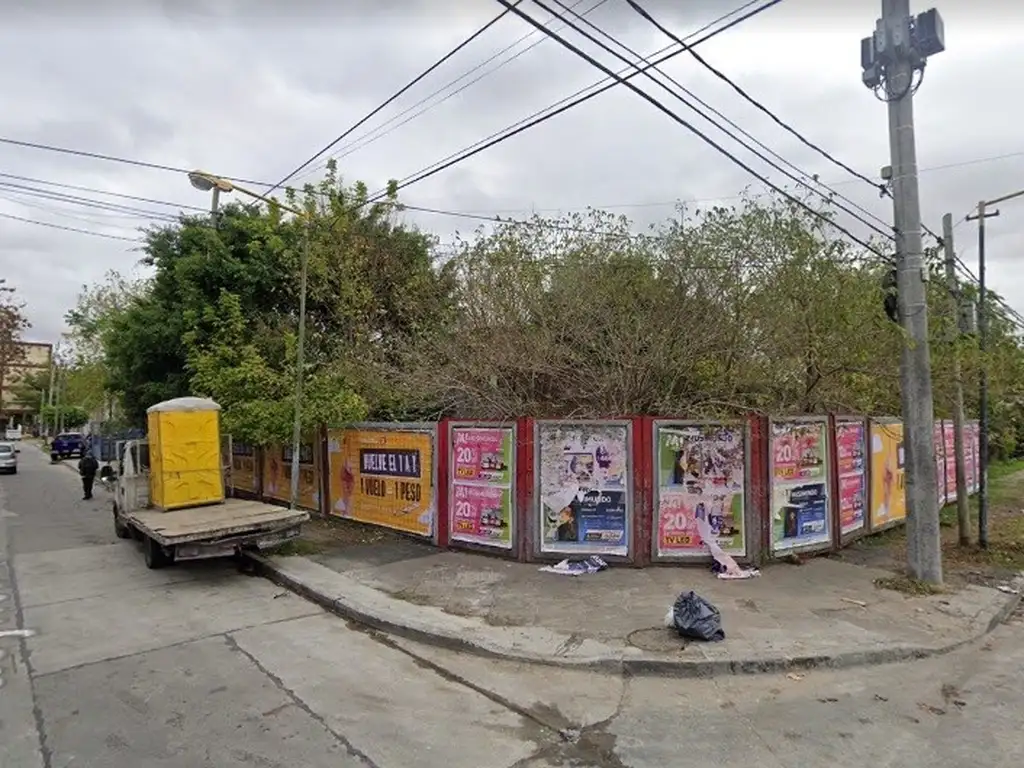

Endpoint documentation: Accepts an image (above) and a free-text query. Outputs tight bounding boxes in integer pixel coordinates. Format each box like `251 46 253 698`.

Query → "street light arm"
984 188 1024 208
187 169 308 220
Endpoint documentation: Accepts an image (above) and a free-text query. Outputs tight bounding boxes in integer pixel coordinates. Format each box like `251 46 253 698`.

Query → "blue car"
51 432 86 460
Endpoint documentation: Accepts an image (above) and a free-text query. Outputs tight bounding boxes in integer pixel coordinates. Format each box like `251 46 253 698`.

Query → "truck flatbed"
128 498 309 546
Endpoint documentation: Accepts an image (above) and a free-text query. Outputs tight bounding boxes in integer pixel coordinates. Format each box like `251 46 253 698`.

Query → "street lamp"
186 170 312 512
967 187 1024 549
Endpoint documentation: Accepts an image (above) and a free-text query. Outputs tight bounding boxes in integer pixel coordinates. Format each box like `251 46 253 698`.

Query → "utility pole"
861 1 945 583
46 342 58 437
967 188 1024 549
941 213 971 546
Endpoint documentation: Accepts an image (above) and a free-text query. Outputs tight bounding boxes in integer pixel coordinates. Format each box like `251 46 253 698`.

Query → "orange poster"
328 428 435 537
869 421 906 528
230 443 259 494
262 442 320 511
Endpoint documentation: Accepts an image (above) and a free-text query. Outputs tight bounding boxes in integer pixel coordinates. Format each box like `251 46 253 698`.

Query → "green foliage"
69 172 1024 459
90 165 439 433
41 404 89 428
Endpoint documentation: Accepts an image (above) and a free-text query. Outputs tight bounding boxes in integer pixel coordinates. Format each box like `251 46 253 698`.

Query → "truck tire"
113 503 132 539
144 536 174 569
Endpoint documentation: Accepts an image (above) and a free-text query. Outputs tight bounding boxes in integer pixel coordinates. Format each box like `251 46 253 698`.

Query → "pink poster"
452 428 513 485
933 422 946 507
835 421 865 476
839 474 866 534
771 422 826 482
451 483 513 544
964 423 977 492
943 423 958 503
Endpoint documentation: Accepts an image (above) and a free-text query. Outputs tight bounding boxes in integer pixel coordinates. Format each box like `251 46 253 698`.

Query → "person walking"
78 449 99 500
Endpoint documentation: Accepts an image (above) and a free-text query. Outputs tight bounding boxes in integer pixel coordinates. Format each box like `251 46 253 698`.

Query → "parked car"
51 432 86 459
0 442 17 474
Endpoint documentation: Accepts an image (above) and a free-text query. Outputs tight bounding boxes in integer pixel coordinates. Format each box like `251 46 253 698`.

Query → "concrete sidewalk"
250 537 1023 677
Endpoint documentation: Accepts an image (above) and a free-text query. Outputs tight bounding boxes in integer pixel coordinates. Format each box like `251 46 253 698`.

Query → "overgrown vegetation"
55 166 1024 453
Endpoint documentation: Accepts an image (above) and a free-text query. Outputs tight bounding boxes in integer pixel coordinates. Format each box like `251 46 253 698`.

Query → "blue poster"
773 482 829 549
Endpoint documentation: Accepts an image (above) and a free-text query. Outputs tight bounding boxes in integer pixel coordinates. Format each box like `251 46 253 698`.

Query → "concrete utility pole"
861 1 945 583
46 341 58 437
941 213 971 546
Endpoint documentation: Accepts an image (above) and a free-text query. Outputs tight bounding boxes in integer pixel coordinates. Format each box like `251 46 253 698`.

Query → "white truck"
112 440 308 569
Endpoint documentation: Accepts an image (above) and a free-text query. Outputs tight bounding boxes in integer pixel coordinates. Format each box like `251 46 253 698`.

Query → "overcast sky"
1 0 1021 344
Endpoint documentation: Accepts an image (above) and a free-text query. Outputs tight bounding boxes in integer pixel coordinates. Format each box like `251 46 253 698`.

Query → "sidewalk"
250 530 1024 677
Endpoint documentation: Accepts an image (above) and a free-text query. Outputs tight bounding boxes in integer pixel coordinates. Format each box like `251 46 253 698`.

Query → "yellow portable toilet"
146 397 225 511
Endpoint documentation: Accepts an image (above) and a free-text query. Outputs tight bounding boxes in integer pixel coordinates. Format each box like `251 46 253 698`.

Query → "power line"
0 171 206 213
298 0 608 181
549 0 893 242
625 0 888 198
0 181 182 223
370 0 779 205
262 3 525 197
495 0 888 262
0 136 267 187
0 210 142 242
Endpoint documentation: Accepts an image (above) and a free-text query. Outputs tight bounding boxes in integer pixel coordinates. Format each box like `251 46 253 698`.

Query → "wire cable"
493 0 888 261
261 2 525 197
549 0 893 241
369 0 781 205
0 181 182 222
297 0 607 181
625 0 889 198
0 171 206 213
0 210 142 242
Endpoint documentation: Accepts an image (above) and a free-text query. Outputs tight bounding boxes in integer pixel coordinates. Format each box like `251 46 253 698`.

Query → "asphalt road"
2 443 1023 767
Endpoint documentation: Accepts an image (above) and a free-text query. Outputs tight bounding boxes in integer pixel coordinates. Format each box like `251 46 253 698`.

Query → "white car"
0 442 17 474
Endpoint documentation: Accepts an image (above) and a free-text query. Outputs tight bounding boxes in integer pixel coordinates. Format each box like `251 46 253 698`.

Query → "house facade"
0 340 53 430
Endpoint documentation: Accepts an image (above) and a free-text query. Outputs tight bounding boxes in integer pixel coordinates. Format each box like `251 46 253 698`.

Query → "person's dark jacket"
78 454 99 478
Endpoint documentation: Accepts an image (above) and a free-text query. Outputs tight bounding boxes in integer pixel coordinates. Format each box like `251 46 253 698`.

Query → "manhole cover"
626 626 689 653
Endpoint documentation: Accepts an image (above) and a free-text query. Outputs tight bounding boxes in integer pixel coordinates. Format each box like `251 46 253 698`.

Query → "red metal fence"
228 414 981 566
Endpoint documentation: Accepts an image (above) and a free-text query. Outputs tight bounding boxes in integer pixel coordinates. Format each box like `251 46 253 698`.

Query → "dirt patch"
279 514 408 556
835 461 1024 588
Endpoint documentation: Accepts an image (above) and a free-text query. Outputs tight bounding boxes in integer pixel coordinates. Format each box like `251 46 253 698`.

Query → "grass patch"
274 539 325 557
874 575 946 596
839 459 1024 586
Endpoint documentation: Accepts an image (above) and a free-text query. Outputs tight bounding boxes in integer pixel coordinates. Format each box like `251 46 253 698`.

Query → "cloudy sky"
1 0 1021 344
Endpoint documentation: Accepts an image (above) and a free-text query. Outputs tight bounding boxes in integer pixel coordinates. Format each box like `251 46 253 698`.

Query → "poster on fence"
654 423 746 557
965 422 978 492
870 421 906 528
263 443 319 510
770 420 831 552
934 422 947 507
536 422 629 556
449 426 515 548
943 422 958 504
835 420 866 535
230 442 259 494
328 428 435 537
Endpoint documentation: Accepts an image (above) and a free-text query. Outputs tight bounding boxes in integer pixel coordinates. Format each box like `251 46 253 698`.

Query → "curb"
247 553 1024 678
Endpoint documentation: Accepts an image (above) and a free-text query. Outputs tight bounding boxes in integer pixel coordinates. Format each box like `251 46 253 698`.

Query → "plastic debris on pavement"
538 555 609 576
697 516 760 580
664 590 725 641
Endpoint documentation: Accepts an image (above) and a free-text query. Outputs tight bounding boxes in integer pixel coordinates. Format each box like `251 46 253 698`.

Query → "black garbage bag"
671 590 725 642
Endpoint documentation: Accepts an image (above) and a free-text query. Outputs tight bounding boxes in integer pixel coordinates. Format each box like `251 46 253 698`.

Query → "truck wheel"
113 503 131 539
144 537 174 569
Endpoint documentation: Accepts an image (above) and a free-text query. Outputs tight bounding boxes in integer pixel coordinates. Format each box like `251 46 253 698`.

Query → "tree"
185 290 366 444
97 164 451 428
40 404 89 429
0 279 31 419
